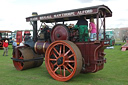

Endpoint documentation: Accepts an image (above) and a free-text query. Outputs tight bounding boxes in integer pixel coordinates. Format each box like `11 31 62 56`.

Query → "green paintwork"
74 25 89 42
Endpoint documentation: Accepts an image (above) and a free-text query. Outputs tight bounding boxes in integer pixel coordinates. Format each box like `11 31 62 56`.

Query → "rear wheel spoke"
52 52 58 59
54 66 59 73
63 65 72 73
64 50 70 56
50 62 55 70
63 45 65 53
63 67 66 77
49 58 57 61
59 45 62 54
68 54 74 59
54 62 57 66
60 67 62 75
65 60 75 63
67 63 74 70
53 47 60 55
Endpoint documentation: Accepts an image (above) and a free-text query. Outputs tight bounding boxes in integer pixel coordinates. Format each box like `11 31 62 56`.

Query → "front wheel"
45 40 82 81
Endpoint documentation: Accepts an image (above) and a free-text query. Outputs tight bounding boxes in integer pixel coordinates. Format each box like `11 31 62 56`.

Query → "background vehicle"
119 28 128 42
105 30 115 46
0 30 12 48
15 30 31 45
12 5 112 81
100 30 115 46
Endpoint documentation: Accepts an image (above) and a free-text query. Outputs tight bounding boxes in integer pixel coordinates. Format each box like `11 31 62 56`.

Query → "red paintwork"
16 31 22 45
51 24 69 42
13 46 25 70
121 42 128 51
75 41 108 73
24 31 30 34
16 30 31 44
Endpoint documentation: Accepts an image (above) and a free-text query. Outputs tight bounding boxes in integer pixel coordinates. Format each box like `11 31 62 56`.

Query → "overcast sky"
0 0 127 31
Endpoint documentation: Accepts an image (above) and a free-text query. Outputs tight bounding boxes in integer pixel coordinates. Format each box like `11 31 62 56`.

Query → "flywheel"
50 24 70 42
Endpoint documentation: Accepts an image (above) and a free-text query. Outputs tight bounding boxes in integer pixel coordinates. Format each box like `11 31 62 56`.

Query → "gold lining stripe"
43 42 46 53
34 42 38 53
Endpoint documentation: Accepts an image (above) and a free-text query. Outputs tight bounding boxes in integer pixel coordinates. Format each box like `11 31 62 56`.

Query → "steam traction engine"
12 5 112 81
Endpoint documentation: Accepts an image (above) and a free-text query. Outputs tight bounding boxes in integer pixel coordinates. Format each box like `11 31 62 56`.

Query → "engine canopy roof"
26 5 112 23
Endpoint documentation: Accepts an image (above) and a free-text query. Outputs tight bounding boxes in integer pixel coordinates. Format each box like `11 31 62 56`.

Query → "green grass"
0 43 128 85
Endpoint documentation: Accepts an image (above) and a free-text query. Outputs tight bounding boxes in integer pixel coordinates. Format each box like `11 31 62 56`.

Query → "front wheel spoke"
64 50 70 56
63 65 72 73
65 60 75 63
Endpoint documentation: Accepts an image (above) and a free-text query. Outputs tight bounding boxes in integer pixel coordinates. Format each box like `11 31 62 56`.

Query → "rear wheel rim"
45 40 82 81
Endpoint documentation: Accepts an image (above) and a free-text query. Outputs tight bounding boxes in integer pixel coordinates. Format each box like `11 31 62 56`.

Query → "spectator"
19 41 25 46
89 17 97 41
3 40 8 56
123 35 127 42
12 39 17 55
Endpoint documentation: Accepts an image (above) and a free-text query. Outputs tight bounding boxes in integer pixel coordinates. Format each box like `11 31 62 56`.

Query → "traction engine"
12 5 112 81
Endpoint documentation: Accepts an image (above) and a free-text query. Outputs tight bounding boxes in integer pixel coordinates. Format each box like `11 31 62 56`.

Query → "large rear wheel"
45 40 82 81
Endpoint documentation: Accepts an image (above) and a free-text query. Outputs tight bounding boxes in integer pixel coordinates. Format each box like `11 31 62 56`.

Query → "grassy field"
0 43 128 85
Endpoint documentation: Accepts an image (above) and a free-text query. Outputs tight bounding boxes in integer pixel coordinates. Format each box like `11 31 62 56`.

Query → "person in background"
123 35 127 42
12 39 17 55
19 41 25 46
3 40 8 56
89 17 97 41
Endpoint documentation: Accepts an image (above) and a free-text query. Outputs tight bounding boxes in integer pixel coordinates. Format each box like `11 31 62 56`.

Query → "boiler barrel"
34 41 50 54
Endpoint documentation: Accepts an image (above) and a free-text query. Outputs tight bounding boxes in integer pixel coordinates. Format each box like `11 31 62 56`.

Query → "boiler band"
34 41 50 54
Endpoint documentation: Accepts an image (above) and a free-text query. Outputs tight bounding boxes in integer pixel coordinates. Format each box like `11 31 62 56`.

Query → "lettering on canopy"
28 9 96 21
30 17 38 21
